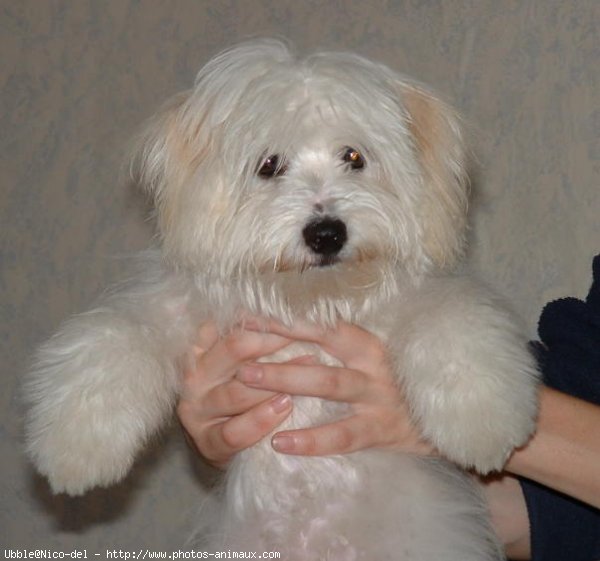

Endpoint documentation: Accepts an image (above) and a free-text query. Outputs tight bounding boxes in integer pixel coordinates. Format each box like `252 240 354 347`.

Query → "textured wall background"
1 0 598 553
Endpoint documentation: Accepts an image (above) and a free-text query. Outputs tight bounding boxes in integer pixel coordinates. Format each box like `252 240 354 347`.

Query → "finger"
237 362 372 403
193 329 293 385
206 394 293 466
244 317 386 372
243 315 327 343
271 415 379 456
200 380 275 417
318 322 387 372
271 409 438 458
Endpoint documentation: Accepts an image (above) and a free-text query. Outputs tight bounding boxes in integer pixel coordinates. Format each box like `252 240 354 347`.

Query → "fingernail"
270 394 292 414
272 434 296 452
237 365 263 384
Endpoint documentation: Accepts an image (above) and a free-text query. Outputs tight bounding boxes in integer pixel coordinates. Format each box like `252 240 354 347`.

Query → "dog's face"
134 40 468 293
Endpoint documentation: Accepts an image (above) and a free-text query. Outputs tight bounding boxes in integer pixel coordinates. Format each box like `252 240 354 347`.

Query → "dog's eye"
257 154 287 179
342 147 365 171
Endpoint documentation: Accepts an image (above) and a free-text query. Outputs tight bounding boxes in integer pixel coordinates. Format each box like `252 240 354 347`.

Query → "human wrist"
505 387 600 507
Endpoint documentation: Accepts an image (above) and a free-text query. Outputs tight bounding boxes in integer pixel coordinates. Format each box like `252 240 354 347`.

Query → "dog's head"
133 40 468 300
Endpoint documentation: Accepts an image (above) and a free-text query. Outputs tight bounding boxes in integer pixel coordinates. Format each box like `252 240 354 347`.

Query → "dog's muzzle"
302 217 347 261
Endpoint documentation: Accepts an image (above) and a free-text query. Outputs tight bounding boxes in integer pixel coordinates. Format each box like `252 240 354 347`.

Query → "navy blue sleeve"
519 255 600 561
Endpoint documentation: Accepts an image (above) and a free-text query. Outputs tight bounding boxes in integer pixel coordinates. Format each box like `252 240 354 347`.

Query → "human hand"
237 319 436 458
177 321 296 468
178 319 436 467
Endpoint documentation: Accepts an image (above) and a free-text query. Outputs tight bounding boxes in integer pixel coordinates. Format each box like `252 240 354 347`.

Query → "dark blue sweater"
519 255 600 561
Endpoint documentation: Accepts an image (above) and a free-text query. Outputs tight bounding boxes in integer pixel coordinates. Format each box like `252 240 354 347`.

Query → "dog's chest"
229 316 393 496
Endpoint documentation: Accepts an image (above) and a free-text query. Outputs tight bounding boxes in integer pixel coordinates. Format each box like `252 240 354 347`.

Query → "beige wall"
2 0 598 552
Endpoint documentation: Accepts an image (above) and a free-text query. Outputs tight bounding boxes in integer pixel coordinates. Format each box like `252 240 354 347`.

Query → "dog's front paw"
421 397 535 473
28 413 138 495
399 281 540 473
25 362 150 495
25 314 178 495
412 358 538 473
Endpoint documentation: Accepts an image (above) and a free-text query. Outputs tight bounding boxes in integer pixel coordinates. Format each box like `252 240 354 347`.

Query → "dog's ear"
130 90 215 234
130 90 206 203
401 84 469 269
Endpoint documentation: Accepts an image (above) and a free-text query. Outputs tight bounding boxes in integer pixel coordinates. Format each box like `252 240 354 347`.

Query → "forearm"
506 386 600 508
482 476 531 560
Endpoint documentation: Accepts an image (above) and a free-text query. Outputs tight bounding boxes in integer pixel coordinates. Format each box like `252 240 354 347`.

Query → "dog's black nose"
302 217 347 256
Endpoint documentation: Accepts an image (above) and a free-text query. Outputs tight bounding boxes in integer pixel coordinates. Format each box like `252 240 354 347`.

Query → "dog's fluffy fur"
25 40 538 560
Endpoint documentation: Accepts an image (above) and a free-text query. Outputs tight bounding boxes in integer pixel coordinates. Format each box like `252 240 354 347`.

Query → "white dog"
25 40 538 560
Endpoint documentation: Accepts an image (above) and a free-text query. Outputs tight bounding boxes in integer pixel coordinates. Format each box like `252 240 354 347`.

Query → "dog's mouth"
314 254 340 268
265 247 380 274
262 254 343 274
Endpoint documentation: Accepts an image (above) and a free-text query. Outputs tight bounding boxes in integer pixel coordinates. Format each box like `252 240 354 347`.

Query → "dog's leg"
24 261 198 495
394 277 539 473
